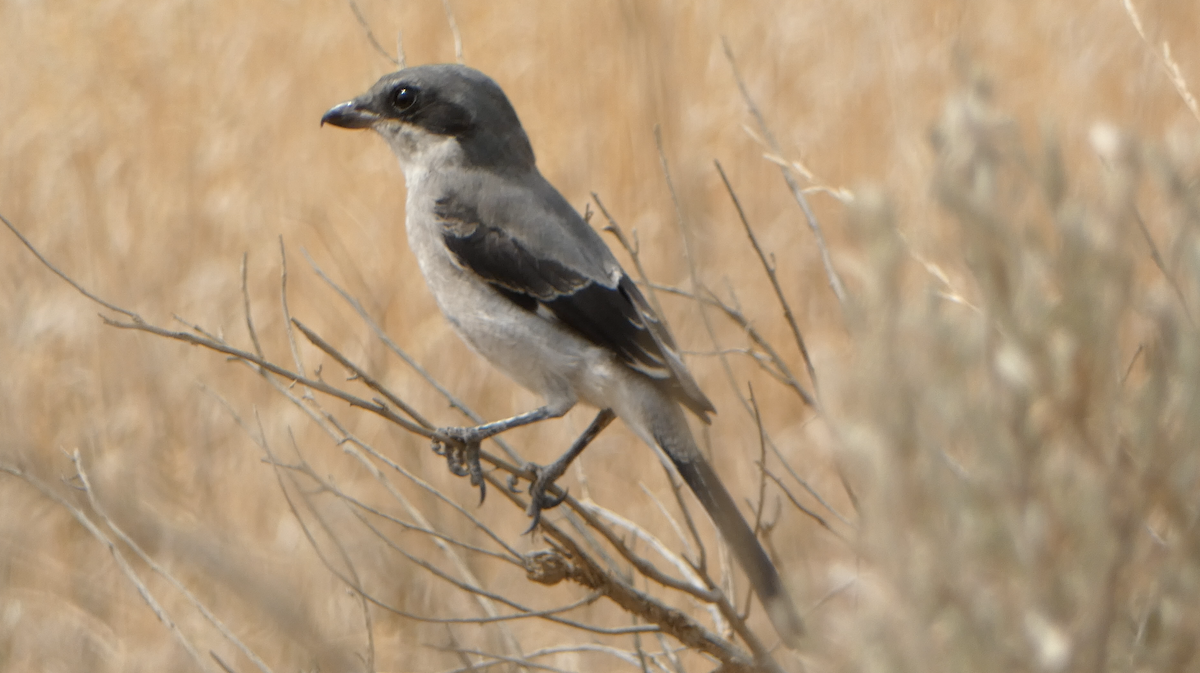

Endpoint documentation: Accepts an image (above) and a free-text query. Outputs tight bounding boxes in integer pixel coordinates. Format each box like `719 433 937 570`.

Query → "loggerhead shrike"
322 64 803 645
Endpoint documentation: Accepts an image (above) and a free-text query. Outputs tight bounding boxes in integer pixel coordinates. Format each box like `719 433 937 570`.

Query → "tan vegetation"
2 1 1199 671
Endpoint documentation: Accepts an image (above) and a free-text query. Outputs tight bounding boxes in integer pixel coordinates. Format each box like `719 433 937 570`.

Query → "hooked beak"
320 100 379 129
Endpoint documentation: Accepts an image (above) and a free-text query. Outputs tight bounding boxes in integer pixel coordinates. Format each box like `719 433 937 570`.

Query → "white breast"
403 191 593 410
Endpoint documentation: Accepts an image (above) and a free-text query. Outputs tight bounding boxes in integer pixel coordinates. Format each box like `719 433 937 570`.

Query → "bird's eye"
393 86 418 111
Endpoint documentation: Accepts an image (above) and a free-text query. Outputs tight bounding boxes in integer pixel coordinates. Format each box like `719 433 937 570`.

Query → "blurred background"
2 1 1199 671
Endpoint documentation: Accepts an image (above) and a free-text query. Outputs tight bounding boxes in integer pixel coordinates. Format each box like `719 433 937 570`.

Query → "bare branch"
651 282 816 409
210 652 238 673
281 428 375 672
1132 206 1197 330
594 193 667 320
441 0 464 65
435 642 669 673
326 481 522 566
278 238 307 376
101 312 433 437
0 462 210 672
1121 0 1200 125
303 249 525 464
721 37 848 310
240 253 265 359
765 471 850 543
638 483 695 561
346 0 400 67
1 212 141 321
747 386 769 540
3 204 788 671
291 318 433 428
71 451 275 673
499 486 757 669
715 160 820 403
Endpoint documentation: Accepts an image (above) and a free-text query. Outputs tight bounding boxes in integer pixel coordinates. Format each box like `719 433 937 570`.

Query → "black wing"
435 193 714 419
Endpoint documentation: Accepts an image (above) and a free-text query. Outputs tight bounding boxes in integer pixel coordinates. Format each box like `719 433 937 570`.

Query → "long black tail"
671 450 805 646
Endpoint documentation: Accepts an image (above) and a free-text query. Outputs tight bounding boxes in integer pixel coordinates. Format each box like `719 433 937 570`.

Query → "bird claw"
522 462 570 533
432 427 486 504
506 472 522 493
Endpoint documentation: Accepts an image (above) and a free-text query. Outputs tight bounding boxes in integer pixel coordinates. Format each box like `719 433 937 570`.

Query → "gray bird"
322 64 803 645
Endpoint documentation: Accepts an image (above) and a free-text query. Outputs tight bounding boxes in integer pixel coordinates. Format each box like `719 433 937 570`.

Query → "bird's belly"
446 292 579 397
409 245 575 401
404 212 638 413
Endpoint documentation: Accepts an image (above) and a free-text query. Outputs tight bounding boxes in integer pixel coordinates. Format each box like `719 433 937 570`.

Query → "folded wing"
435 190 714 421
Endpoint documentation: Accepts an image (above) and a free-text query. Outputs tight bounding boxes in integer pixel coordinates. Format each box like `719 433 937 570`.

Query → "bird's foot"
521 461 571 533
432 427 486 504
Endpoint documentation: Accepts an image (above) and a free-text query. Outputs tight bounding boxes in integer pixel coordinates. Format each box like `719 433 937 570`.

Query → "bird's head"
322 64 536 175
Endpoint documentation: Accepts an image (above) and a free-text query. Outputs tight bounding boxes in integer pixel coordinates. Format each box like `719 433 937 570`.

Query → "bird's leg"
523 409 616 532
432 403 572 504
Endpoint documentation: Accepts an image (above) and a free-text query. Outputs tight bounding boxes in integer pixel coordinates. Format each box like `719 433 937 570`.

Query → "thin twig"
715 159 820 403
278 238 307 376
441 0 464 65
1 212 139 320
653 445 709 577
0 462 210 672
1121 0 1200 125
279 428 375 672
204 380 511 570
653 282 816 408
484 475 755 668
210 652 238 673
1132 206 1197 330
441 626 481 672
632 624 652 673
104 312 432 437
638 483 694 561
4 210 780 669
654 127 704 313
765 471 850 543
264 433 533 638
1121 344 1145 386
594 193 667 320
748 385 769 540
344 501 605 625
435 643 670 673
220 354 532 657
326 482 522 566
578 498 727 632
71 451 275 673
600 200 804 469
651 130 759 566
721 37 848 310
240 253 265 359
330 421 523 559
312 423 535 661
291 318 433 428
303 249 525 464
809 575 857 614
632 277 849 530
654 631 687 673
346 0 400 66
431 648 572 673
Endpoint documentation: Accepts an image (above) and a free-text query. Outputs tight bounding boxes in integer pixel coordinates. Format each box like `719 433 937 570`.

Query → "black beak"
321 100 379 129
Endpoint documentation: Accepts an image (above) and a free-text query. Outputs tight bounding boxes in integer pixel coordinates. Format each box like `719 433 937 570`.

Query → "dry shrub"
2 2 1199 672
833 69 1200 672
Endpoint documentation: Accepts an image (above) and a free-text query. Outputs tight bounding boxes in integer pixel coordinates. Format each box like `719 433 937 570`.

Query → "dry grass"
2 1 1199 672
